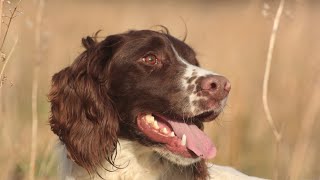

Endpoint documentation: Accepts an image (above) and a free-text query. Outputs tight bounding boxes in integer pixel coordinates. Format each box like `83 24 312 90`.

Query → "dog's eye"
142 54 158 65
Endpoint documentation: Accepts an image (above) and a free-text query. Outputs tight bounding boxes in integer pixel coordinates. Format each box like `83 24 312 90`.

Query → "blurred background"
0 0 319 179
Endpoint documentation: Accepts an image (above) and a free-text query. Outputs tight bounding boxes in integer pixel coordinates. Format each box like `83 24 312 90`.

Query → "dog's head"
49 29 230 173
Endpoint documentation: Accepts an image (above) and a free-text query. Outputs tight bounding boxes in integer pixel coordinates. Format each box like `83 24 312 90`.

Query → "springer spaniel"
49 29 266 180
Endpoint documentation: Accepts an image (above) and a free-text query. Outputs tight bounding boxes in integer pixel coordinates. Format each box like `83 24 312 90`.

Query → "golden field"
0 0 319 179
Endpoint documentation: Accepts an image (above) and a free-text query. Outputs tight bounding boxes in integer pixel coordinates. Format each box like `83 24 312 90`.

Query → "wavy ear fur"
49 34 123 173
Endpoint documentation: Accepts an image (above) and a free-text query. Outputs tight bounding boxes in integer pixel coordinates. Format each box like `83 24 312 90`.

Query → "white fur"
153 147 201 166
171 45 227 116
171 45 218 78
58 139 268 180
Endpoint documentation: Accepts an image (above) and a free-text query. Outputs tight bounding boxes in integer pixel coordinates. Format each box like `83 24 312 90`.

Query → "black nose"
200 75 231 100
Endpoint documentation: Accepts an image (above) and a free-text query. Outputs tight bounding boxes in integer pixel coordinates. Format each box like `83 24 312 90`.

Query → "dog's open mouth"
137 113 216 159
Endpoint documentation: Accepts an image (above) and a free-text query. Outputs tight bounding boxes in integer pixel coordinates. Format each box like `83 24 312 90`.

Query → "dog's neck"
60 139 201 180
59 139 266 180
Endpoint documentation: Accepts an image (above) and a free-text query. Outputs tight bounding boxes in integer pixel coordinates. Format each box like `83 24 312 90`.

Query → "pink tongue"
167 120 216 159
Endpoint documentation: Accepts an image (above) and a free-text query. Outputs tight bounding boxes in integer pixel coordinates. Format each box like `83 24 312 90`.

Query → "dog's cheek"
109 67 138 96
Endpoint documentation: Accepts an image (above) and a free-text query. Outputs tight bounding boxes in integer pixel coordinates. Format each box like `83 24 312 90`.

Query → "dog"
49 29 266 180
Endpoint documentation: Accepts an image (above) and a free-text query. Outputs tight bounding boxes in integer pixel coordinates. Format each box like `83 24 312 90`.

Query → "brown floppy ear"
49 34 123 173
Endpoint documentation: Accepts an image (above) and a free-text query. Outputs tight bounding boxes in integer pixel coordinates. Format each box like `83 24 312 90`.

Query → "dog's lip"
155 113 206 130
156 109 219 125
191 110 217 122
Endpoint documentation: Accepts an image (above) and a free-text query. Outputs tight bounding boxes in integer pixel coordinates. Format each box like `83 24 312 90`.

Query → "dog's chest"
64 139 193 180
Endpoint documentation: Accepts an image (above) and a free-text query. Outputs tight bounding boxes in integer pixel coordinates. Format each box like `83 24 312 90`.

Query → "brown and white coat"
49 29 266 180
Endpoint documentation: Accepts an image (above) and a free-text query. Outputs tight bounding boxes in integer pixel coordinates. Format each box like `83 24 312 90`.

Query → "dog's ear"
49 34 124 173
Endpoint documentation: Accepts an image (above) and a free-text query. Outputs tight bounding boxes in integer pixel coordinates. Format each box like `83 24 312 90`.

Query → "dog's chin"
153 147 201 166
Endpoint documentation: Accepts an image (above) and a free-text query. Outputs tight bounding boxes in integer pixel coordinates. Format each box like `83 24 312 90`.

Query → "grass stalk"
262 0 285 179
0 36 18 88
0 0 4 34
29 0 45 179
0 0 22 51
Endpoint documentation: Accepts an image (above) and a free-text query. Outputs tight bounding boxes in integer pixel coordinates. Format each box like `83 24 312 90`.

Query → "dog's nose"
200 75 231 100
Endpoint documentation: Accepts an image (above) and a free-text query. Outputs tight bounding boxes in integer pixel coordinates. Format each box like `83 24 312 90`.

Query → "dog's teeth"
161 128 168 134
153 121 159 129
170 132 175 137
145 114 155 124
181 134 187 146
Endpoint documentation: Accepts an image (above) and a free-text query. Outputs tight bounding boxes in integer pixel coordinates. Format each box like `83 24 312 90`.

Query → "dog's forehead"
122 30 198 65
124 30 184 47
166 35 198 66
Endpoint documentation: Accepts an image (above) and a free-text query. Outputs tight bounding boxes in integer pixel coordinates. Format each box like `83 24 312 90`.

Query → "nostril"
200 76 220 92
211 82 217 90
199 75 230 100
200 75 230 93
200 76 217 91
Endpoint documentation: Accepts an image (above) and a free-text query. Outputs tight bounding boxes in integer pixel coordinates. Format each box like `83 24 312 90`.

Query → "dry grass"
0 0 319 179
262 0 285 179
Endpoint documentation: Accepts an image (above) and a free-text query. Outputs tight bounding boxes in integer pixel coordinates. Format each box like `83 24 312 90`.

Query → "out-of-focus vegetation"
0 0 319 179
